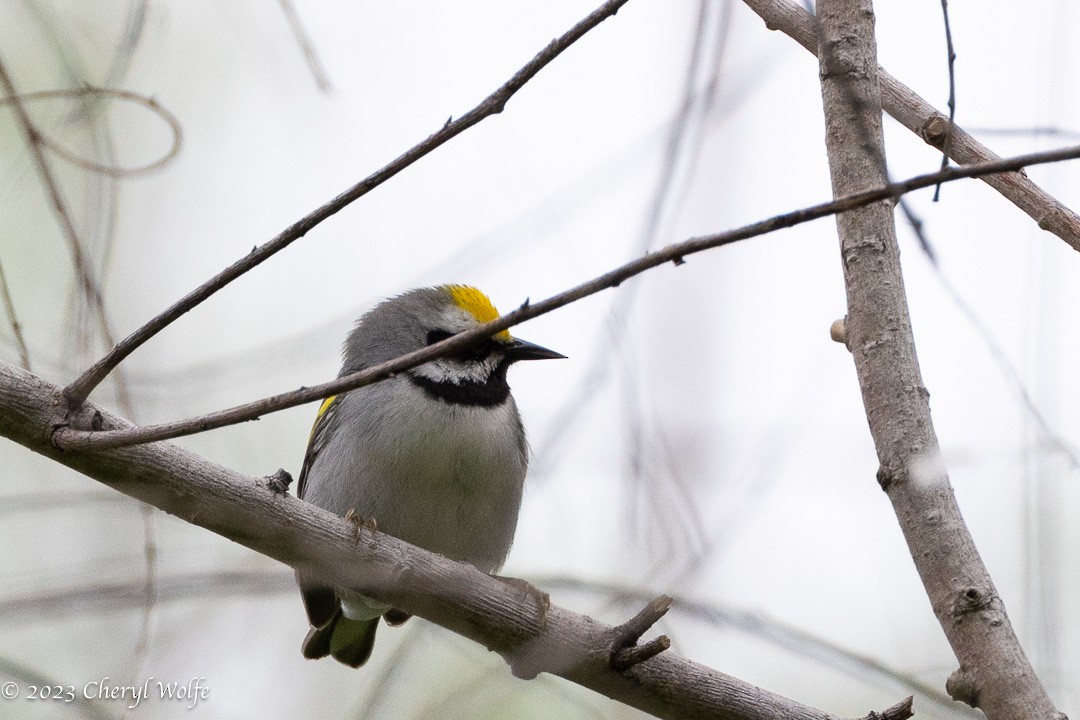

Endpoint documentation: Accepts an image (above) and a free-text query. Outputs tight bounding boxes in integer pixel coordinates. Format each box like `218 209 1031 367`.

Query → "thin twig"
611 595 673 650
102 0 149 87
931 259 1080 468
897 198 938 265
61 0 631 409
609 595 673 670
612 636 671 671
277 0 332 92
931 0 957 201
0 260 31 371
51 142 1080 451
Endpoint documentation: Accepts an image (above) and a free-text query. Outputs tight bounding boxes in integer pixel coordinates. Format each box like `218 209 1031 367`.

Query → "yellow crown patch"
446 285 511 340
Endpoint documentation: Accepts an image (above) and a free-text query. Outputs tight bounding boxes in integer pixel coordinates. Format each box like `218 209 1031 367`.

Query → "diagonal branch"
60 0 631 409
814 1 1062 719
741 0 1080 252
277 0 332 92
51 142 1080 450
1 361 906 720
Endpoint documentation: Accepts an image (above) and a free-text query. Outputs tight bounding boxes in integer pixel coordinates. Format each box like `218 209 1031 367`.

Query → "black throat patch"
407 364 512 407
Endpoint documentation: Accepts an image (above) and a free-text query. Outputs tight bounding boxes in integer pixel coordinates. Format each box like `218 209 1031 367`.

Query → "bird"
295 285 563 667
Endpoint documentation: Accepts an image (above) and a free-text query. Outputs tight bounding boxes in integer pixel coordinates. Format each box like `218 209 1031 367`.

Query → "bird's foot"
343 508 378 542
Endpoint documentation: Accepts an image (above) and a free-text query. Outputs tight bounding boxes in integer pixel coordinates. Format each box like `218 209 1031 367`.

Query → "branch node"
945 667 980 708
950 585 995 620
264 468 293 494
51 395 107 450
919 114 951 147
829 317 849 347
875 465 896 491
859 696 914 720
49 423 70 451
611 635 671 671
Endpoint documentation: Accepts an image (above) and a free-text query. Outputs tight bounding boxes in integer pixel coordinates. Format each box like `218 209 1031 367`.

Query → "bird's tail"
302 608 379 668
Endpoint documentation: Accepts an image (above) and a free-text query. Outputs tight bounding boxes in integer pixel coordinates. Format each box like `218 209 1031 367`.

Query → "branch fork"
609 595 673 671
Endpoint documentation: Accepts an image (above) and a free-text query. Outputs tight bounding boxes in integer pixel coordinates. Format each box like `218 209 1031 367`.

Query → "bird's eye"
426 329 497 362
426 330 453 346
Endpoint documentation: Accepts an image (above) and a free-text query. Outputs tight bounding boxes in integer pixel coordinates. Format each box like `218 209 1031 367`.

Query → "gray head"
341 285 562 404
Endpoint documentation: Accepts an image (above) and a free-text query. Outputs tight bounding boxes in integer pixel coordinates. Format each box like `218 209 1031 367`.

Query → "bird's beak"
505 337 565 362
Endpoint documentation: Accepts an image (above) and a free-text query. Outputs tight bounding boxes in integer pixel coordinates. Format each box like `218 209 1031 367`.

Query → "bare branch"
60 0 631 409
814 1 1062 718
741 0 1080 251
931 0 957 201
51 142 1080 450
3 361 899 720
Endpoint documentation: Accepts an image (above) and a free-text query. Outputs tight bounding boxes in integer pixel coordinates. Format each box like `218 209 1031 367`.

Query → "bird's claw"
343 508 378 542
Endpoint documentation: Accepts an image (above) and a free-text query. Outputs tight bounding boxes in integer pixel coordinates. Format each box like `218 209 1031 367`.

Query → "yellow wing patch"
311 395 337 439
297 394 339 500
446 285 511 340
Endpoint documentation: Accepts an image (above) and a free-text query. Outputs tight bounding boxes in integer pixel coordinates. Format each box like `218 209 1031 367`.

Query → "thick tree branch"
60 0 630 409
741 0 1080 252
50 142 1080 450
1 362 904 720
814 2 1063 719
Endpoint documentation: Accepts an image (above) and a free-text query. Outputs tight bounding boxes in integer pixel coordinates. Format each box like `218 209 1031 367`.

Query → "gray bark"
813 1 1065 719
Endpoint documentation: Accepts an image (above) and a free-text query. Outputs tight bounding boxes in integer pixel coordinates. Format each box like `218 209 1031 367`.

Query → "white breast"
306 378 528 573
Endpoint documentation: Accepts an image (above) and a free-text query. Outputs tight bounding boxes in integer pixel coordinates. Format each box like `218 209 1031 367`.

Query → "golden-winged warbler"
296 285 563 667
